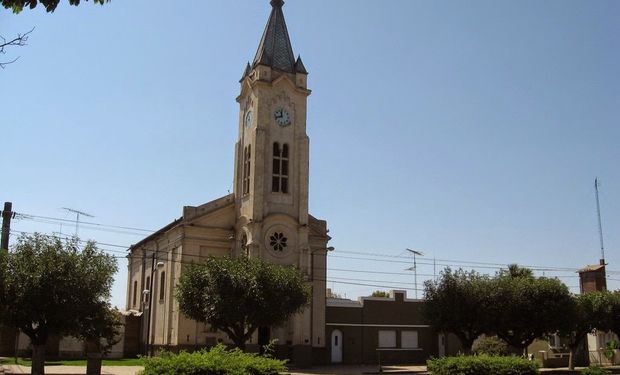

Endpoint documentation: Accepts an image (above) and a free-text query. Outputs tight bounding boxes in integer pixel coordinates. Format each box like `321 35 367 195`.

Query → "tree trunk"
235 340 246 351
86 352 103 375
568 347 575 371
460 337 474 355
31 344 46 375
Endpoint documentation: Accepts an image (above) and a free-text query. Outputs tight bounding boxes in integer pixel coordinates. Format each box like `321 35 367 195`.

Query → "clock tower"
233 0 329 364
234 0 312 263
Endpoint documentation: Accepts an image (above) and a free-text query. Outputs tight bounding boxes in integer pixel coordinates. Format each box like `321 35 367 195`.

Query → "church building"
126 0 331 365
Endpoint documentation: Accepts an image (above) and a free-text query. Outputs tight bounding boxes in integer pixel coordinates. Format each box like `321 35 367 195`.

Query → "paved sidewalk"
0 364 143 375
289 365 427 375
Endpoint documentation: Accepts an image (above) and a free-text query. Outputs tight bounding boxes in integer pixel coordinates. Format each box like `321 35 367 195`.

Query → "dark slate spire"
253 0 297 73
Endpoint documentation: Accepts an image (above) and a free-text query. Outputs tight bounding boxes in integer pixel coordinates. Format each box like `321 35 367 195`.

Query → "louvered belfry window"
272 142 289 193
242 145 251 195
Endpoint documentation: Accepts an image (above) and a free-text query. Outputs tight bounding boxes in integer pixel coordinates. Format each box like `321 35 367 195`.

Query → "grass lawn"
0 357 144 366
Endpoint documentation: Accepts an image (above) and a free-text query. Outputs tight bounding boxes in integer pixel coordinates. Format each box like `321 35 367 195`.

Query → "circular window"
269 232 288 252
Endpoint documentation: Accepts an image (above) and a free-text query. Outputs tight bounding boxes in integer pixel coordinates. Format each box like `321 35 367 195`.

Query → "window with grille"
242 145 251 195
272 142 289 193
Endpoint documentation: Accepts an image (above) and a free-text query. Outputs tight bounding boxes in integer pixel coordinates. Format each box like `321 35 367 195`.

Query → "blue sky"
1 0 619 307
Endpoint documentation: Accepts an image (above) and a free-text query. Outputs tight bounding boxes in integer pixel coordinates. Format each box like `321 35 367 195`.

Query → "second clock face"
274 107 291 127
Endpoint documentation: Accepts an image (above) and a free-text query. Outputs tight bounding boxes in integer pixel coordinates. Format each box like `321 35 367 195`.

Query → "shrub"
603 340 619 364
427 355 539 375
141 344 287 375
581 366 610 375
472 336 509 356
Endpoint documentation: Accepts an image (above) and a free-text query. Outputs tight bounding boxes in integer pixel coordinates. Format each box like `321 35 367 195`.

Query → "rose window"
269 232 288 252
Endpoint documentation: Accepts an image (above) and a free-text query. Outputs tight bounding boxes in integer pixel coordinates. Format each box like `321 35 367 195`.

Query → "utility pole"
594 178 606 265
1 201 14 250
144 252 155 356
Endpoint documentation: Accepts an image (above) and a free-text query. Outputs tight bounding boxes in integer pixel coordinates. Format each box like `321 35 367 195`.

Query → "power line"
6 230 589 296
13 211 615 275
14 212 155 234
10 228 613 278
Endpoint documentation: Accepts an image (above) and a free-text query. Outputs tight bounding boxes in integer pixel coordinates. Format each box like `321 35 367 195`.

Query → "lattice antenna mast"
594 178 605 264
61 207 94 237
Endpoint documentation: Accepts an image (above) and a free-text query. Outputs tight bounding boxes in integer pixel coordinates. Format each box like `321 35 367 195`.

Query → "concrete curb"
0 364 144 375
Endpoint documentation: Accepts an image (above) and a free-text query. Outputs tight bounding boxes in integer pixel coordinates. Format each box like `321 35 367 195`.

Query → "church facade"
126 0 330 365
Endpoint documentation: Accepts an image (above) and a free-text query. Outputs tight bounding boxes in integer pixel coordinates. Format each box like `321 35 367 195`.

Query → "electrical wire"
4 229 602 294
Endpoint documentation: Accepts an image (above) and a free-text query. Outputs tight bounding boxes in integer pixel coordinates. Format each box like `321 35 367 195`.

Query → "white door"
438 333 446 357
331 329 343 363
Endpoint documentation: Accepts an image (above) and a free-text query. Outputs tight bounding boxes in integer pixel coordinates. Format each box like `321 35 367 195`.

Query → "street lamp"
405 248 424 299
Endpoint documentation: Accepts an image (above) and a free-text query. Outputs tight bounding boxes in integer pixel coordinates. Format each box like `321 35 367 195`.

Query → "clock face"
274 107 291 127
245 111 253 128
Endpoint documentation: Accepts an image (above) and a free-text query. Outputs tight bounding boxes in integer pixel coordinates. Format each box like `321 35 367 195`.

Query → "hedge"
140 344 287 375
581 367 610 375
427 355 539 375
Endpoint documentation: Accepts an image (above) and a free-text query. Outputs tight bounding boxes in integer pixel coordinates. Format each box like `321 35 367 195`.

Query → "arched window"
132 280 137 307
272 142 289 193
159 271 166 301
242 145 251 195
145 276 150 304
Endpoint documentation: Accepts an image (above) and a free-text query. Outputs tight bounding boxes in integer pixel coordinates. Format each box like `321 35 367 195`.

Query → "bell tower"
232 2 328 364
234 0 311 264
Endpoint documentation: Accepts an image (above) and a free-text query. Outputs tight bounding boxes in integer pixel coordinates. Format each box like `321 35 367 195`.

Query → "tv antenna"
405 248 424 299
61 207 94 237
594 178 605 264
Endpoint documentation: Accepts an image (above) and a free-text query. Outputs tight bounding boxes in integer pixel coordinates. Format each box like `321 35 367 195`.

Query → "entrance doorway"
438 333 446 357
331 329 343 363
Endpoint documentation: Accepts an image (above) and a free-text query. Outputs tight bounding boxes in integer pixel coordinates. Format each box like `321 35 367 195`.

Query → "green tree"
489 269 572 356
176 256 310 350
558 292 612 370
423 268 491 353
2 0 108 13
75 304 122 375
606 292 620 339
500 263 534 279
471 335 509 356
370 290 389 297
0 234 117 375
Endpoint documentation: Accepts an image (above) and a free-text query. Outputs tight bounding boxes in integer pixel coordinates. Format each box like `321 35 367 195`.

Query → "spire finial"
270 0 284 7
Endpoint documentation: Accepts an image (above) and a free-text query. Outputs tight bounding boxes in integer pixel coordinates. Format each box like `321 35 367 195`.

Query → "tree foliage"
75 303 122 354
0 233 117 375
176 256 310 349
371 290 389 297
423 268 491 353
488 268 572 354
2 0 108 13
472 336 509 356
558 291 614 369
424 265 575 355
607 292 620 339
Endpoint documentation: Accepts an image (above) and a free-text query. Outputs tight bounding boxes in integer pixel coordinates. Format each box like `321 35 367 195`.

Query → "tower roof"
253 0 298 73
